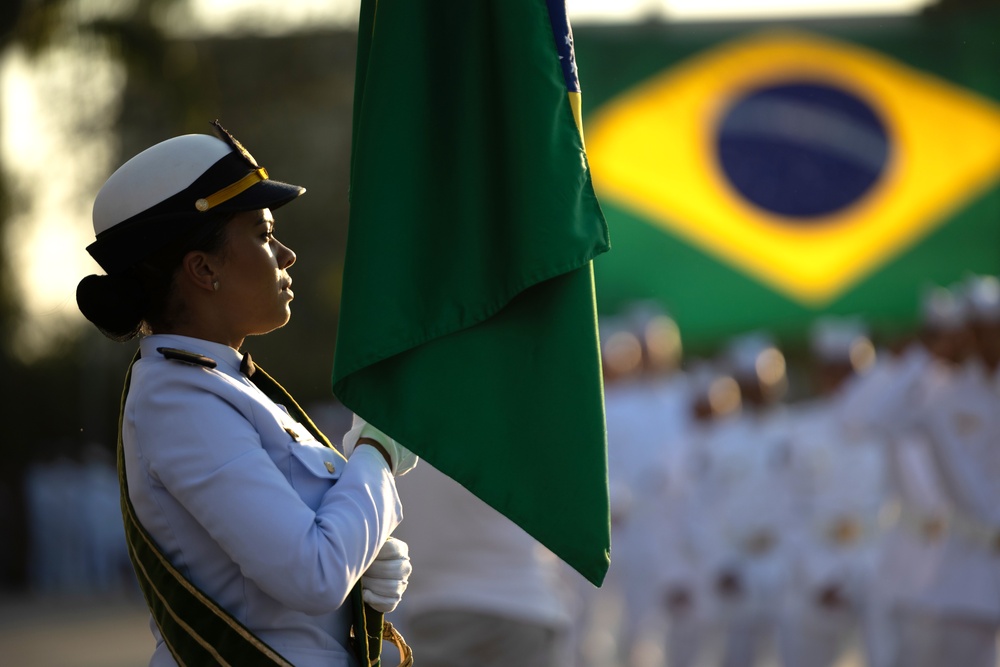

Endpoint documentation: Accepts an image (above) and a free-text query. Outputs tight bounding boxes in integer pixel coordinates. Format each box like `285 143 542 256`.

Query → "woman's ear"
180 251 220 293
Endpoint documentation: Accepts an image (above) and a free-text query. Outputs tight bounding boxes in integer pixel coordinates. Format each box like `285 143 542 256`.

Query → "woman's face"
214 208 297 340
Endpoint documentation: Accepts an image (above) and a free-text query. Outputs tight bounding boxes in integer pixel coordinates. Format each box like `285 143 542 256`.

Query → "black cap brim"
214 178 306 214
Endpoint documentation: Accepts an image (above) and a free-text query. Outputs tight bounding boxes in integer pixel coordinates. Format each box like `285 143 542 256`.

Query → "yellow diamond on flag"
586 30 1000 305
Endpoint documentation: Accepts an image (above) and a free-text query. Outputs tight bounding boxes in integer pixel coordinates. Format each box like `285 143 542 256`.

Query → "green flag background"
574 8 1000 351
333 0 612 585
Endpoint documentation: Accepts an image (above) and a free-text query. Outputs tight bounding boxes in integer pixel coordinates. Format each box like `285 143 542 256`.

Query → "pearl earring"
213 280 220 291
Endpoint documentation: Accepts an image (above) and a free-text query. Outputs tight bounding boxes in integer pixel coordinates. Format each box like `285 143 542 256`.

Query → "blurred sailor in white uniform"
655 363 743 667
392 461 574 667
905 276 1000 667
869 285 972 667
779 318 890 667
699 333 793 667
613 303 691 667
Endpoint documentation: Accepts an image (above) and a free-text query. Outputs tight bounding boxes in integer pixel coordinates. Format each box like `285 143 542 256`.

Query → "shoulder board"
156 347 218 369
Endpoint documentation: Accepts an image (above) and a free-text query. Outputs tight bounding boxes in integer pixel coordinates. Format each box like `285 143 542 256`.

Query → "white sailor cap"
921 284 967 331
87 120 305 275
810 316 876 371
963 275 1000 323
725 331 781 375
810 316 867 358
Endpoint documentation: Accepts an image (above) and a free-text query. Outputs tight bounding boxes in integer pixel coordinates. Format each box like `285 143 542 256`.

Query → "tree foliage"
0 0 198 591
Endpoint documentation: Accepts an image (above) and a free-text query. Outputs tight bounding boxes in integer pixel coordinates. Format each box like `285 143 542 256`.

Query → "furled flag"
333 0 612 585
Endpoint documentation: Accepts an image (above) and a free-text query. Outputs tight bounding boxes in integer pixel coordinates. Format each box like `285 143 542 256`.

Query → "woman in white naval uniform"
76 122 417 667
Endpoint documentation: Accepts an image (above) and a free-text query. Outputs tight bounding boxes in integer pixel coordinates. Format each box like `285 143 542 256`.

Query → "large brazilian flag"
576 8 1000 349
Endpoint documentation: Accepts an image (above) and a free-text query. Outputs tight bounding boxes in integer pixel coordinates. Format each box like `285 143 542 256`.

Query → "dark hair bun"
76 273 147 342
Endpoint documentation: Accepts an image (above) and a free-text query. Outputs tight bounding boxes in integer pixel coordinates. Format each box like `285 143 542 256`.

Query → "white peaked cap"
93 135 231 235
921 285 967 330
810 316 870 361
725 331 777 376
964 275 1000 323
86 121 305 275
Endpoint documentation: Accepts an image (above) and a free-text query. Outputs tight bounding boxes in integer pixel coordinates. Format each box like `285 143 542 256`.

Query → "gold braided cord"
381 621 413 667
196 167 269 211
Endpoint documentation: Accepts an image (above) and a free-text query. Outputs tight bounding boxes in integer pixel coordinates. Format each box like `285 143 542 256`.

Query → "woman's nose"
278 240 296 269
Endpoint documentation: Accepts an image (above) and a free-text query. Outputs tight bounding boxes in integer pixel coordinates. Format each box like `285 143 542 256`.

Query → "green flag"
332 0 612 586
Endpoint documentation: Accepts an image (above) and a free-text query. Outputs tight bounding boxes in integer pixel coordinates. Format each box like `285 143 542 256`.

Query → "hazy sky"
182 0 934 34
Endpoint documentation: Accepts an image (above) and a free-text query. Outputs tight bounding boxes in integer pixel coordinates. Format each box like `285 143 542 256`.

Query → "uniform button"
325 461 336 473
828 517 862 546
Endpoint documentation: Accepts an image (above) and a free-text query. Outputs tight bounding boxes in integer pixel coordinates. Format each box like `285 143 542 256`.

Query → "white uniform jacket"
917 362 1000 620
125 334 403 667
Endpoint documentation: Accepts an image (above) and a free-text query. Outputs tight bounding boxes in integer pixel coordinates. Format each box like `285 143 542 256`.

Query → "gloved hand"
342 416 419 476
361 537 412 613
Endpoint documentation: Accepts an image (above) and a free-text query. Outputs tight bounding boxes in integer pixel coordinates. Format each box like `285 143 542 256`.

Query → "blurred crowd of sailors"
21 441 133 597
583 274 1000 667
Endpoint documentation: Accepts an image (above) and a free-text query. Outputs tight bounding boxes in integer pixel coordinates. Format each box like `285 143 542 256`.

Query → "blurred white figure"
612 303 690 667
392 461 574 667
866 284 973 667
590 314 647 667
899 276 1000 667
698 333 793 667
653 363 743 667
24 442 88 595
577 303 688 667
24 456 60 593
779 317 890 667
80 443 129 595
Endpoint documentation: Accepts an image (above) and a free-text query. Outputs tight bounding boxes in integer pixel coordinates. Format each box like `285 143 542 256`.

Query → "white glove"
361 537 412 613
342 416 419 476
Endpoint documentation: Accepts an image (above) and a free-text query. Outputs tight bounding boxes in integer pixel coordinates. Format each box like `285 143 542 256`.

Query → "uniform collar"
140 334 245 378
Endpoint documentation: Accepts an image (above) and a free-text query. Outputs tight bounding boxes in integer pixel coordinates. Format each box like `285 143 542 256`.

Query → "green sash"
117 350 410 666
